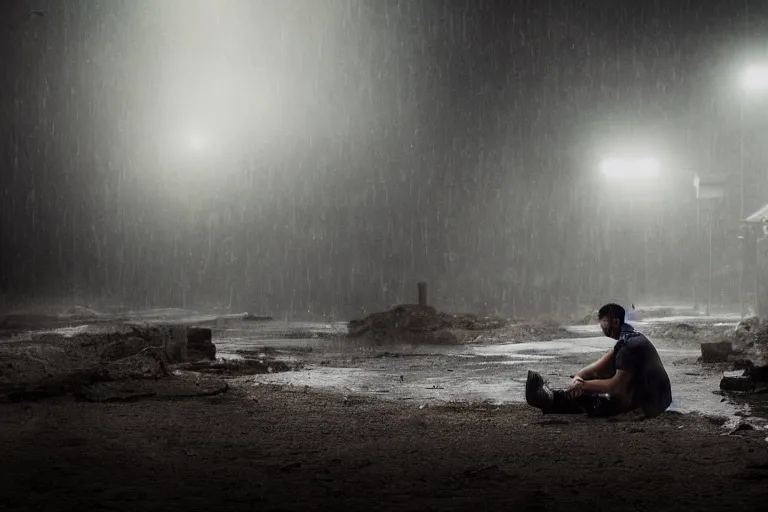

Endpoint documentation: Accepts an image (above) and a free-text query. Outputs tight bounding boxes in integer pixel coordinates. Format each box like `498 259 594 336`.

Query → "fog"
3 0 768 319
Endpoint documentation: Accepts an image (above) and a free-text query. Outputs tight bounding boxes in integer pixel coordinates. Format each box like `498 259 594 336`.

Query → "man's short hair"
598 303 625 324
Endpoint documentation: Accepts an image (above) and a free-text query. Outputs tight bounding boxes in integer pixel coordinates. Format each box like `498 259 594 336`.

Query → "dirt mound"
730 316 768 354
346 304 507 344
347 305 567 344
644 322 731 343
490 319 570 343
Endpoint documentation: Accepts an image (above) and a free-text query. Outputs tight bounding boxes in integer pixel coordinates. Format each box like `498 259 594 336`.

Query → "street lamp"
741 64 768 92
693 173 727 316
599 156 661 181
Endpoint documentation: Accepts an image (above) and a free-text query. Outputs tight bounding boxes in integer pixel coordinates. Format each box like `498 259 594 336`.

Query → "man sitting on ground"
525 303 672 418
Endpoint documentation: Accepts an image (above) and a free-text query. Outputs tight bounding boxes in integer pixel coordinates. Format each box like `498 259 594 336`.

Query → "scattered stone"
177 359 294 375
720 373 756 392
728 422 756 435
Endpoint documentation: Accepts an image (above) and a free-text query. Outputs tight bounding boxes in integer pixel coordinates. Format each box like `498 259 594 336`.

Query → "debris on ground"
645 322 727 342
0 323 219 402
701 341 734 363
712 317 768 394
346 304 568 345
177 359 297 375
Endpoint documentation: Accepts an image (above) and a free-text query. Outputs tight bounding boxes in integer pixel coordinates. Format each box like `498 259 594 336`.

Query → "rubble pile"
347 305 467 344
347 304 566 344
645 322 732 343
0 323 218 402
704 316 768 393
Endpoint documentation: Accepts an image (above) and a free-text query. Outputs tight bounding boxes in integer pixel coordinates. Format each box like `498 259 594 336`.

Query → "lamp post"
694 173 727 316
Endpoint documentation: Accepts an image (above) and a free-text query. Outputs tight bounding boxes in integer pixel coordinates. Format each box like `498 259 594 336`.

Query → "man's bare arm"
580 369 633 397
574 350 614 381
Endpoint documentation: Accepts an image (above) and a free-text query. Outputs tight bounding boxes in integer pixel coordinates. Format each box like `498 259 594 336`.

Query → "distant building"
742 203 768 316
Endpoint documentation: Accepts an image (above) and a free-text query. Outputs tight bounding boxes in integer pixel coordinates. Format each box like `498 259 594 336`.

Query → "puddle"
209 320 761 422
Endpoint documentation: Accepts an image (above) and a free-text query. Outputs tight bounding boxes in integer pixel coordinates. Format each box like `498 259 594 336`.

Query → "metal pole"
740 228 746 318
739 103 745 317
740 103 745 220
417 281 428 307
756 235 761 317
707 208 713 316
693 200 700 311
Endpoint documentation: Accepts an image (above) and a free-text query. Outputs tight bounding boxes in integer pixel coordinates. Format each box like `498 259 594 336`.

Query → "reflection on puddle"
473 338 614 356
215 324 754 421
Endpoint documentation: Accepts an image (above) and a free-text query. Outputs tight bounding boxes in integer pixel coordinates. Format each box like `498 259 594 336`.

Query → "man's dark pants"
550 390 630 417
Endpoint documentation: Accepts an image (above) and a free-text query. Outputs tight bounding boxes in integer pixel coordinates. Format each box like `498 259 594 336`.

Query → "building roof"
745 203 768 224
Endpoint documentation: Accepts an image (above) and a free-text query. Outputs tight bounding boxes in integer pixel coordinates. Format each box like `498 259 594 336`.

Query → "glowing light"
741 65 768 92
181 130 210 154
599 156 661 181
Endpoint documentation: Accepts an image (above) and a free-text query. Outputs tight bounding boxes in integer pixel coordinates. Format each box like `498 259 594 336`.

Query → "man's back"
614 325 672 417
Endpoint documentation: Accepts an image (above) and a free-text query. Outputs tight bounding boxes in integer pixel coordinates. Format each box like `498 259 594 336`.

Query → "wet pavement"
212 317 766 425
6 308 764 424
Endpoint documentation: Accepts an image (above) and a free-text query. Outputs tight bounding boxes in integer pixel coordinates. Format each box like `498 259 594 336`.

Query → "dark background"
2 0 768 319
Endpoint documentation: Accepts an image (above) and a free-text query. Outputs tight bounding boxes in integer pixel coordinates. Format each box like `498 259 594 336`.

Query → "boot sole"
525 370 543 405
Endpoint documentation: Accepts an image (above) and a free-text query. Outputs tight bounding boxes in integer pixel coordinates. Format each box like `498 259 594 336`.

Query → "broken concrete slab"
186 327 216 361
701 341 734 363
0 320 219 402
720 374 756 392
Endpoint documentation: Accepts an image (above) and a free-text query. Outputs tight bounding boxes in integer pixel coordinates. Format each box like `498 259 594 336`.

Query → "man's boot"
525 370 585 414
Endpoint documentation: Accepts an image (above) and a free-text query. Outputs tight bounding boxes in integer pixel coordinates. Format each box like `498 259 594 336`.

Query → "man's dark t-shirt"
613 324 672 418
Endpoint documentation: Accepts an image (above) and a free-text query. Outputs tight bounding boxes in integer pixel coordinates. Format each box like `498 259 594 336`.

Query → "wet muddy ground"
212 318 767 425
2 385 767 511
2 313 768 510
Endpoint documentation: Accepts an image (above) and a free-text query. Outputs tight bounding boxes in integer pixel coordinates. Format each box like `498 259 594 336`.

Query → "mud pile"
490 318 571 343
347 305 506 344
347 304 567 344
0 324 218 402
729 316 768 356
644 322 732 343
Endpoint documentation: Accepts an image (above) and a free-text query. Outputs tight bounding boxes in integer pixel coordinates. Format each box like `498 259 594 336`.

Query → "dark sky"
2 0 768 317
